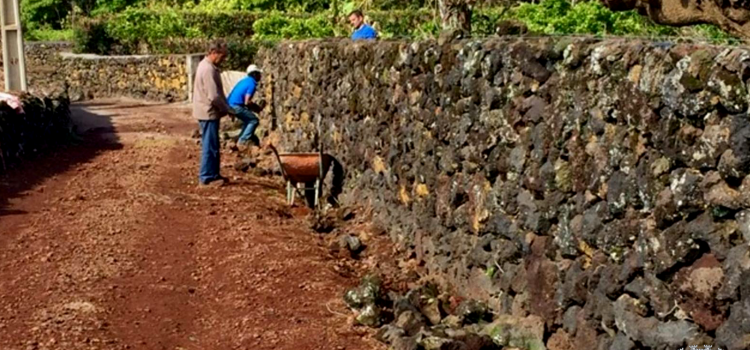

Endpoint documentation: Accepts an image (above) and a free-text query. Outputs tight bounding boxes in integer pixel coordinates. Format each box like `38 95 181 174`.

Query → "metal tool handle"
268 144 289 181
316 116 325 210
317 117 324 182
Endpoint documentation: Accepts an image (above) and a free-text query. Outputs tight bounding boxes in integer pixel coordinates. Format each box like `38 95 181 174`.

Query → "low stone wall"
58 52 187 101
0 42 188 101
257 38 750 350
0 42 70 96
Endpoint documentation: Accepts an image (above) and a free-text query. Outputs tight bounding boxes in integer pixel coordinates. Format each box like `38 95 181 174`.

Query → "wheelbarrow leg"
314 178 320 209
286 181 293 206
291 182 297 206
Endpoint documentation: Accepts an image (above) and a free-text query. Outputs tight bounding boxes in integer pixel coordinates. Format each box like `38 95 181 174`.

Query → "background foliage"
18 0 740 53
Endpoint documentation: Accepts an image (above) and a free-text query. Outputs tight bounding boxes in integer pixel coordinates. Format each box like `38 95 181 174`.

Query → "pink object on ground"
0 92 24 114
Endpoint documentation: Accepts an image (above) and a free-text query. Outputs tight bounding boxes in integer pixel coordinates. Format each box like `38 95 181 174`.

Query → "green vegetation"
513 0 670 36
26 28 75 41
252 12 335 40
509 0 739 43
19 0 740 54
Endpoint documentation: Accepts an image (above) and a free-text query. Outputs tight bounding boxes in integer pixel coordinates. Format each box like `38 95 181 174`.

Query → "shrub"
72 18 114 54
89 0 142 17
104 7 198 51
472 7 507 36
26 28 75 41
72 8 314 53
69 1 739 55
21 0 70 31
252 13 292 39
508 0 737 42
368 9 433 38
253 12 334 39
148 37 268 70
198 0 330 12
180 11 260 38
683 24 741 45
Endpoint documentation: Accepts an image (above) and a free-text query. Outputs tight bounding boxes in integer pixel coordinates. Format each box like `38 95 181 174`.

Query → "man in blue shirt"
349 10 377 40
226 64 263 150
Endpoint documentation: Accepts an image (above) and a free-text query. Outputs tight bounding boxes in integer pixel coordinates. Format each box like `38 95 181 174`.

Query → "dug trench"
0 99 406 350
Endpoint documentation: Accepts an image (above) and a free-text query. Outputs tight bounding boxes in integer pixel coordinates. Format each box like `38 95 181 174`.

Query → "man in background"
226 64 263 152
349 10 378 40
193 40 234 186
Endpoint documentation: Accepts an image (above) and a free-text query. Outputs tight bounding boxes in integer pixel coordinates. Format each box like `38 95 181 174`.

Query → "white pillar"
186 54 203 102
0 0 26 91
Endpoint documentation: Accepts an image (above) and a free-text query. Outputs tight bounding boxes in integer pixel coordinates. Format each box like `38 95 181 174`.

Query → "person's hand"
248 102 263 114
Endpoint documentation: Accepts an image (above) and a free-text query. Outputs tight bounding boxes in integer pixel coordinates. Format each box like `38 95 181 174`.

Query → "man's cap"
246 64 262 74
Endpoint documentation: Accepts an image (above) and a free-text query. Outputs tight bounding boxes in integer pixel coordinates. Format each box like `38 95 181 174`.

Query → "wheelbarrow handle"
268 144 289 181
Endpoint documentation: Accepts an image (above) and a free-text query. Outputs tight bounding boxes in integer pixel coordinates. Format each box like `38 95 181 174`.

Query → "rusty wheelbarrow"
268 144 334 209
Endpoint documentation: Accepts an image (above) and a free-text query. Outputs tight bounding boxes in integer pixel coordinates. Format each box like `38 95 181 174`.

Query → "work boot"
198 176 229 188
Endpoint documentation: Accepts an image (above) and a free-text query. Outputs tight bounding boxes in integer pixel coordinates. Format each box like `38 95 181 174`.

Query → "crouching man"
227 64 264 151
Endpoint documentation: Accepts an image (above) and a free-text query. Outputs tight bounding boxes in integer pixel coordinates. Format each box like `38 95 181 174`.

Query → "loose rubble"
345 276 564 350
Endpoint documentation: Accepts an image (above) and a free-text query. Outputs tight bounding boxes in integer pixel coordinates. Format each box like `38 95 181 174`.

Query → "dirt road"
0 100 383 350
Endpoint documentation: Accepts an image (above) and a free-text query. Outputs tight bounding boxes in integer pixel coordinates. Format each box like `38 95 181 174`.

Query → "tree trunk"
331 0 339 26
437 0 473 35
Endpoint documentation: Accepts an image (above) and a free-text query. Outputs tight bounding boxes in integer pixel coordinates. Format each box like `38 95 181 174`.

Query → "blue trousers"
232 106 259 145
199 119 221 184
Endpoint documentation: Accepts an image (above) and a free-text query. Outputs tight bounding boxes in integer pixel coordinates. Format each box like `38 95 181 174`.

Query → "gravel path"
0 99 383 350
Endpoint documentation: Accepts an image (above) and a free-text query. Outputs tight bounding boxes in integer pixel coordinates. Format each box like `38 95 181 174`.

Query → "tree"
601 0 750 41
21 0 72 30
437 0 475 34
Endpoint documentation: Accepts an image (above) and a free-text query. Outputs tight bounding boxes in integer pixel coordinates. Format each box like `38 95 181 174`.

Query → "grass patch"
26 28 75 42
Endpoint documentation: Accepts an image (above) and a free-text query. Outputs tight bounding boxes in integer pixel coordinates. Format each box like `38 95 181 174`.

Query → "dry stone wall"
0 94 71 171
257 38 750 350
0 42 187 101
58 53 187 101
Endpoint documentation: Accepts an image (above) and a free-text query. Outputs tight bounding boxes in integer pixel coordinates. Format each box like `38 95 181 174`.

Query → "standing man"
193 40 234 186
226 64 263 151
348 10 378 40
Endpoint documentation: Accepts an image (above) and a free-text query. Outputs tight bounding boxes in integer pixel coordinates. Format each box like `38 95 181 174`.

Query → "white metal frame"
0 0 26 91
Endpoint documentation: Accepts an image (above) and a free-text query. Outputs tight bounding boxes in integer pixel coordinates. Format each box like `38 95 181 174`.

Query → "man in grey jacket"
193 40 235 186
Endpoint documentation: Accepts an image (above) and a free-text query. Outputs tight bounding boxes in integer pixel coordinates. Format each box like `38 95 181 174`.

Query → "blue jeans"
199 119 221 184
232 106 259 145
